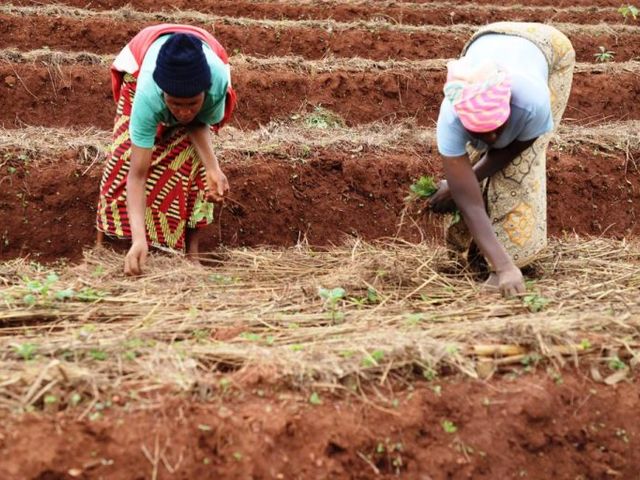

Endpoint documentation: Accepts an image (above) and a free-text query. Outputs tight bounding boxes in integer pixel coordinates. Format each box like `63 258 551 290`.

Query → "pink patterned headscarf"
443 59 511 133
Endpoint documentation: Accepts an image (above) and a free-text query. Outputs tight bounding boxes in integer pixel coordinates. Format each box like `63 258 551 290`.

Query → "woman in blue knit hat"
97 24 237 275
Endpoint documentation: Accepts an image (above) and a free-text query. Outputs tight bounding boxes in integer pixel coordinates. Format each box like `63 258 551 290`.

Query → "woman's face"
164 92 205 124
467 121 508 146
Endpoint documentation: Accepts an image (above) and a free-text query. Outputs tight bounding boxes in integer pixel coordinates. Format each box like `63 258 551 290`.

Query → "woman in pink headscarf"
427 22 575 297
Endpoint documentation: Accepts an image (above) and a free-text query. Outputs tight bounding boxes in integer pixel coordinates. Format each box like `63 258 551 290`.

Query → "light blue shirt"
436 34 553 157
130 35 230 148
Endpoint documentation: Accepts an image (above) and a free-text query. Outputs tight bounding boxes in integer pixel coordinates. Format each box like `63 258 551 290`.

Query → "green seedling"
209 274 238 285
594 46 615 62
304 106 344 129
608 357 627 371
309 392 322 405
14 342 37 360
362 349 385 367
619 5 639 20
523 293 550 312
192 198 214 223
409 176 438 199
319 287 346 322
78 287 106 302
89 349 108 361
348 286 380 307
442 420 458 434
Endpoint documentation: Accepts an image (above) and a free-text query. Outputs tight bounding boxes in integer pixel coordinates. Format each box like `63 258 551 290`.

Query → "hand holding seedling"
205 167 230 202
124 240 148 276
427 180 457 213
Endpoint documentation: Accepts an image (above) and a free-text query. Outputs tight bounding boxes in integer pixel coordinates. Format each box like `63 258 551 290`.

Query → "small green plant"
362 349 385 367
14 342 37 360
348 286 380 307
309 392 322 405
89 349 108 361
619 4 639 21
594 46 615 62
192 198 214 223
523 293 550 312
209 274 238 285
442 420 458 434
580 339 592 350
319 287 346 322
409 176 438 199
304 106 344 129
608 356 627 371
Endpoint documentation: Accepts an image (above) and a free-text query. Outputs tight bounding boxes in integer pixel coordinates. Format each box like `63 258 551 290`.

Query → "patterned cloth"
446 22 575 268
96 75 215 252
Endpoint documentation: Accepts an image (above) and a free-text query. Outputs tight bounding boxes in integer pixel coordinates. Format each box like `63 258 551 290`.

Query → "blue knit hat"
153 33 211 98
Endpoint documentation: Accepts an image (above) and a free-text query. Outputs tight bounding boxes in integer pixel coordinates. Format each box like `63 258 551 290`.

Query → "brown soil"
2 14 639 63
8 0 629 25
0 145 637 262
369 0 622 5
0 64 638 131
1 369 639 479
2 0 640 476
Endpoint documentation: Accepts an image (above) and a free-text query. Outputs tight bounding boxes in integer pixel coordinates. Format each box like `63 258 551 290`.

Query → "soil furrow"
6 0 630 25
0 64 637 130
0 10 639 62
4 48 640 76
0 145 637 261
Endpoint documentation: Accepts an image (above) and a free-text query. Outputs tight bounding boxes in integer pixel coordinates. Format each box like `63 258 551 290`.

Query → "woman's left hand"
205 167 230 202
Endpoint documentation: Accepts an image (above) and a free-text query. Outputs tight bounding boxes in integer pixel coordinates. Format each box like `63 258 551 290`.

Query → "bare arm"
127 145 153 245
443 154 514 273
188 124 229 201
472 138 536 182
188 123 220 172
124 144 152 276
429 138 537 213
442 154 525 296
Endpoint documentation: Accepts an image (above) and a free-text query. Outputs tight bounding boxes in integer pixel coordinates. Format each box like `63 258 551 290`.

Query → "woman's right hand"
428 180 457 213
497 265 525 298
124 240 148 276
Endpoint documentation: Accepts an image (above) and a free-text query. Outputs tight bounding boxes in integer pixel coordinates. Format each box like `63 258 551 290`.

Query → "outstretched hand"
124 241 148 276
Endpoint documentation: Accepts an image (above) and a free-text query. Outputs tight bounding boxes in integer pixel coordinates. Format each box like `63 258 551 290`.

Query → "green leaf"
55 288 75 300
45 273 59 284
192 198 215 223
14 343 37 360
362 349 385 367
442 420 458 434
22 293 37 306
89 349 107 361
409 176 438 198
319 287 346 302
309 392 322 405
366 287 379 303
523 294 550 313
